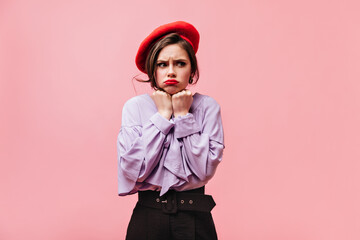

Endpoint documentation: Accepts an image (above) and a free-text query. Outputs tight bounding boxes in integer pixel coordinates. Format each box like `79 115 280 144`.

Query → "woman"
117 21 225 240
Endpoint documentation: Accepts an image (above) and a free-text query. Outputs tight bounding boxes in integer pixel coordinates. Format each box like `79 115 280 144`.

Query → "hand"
151 90 173 120
172 90 193 118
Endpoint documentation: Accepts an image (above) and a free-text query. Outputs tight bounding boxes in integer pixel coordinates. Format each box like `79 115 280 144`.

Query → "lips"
164 79 179 85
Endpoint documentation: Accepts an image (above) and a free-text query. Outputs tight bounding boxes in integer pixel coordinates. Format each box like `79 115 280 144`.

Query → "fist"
172 90 193 118
151 90 173 120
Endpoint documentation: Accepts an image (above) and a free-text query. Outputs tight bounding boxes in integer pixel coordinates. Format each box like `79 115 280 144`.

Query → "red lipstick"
164 79 179 85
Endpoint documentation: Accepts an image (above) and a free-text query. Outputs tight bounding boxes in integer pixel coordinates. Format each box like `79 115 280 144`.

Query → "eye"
176 61 186 67
157 62 167 67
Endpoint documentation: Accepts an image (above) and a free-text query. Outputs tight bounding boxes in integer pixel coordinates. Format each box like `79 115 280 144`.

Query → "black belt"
137 187 216 214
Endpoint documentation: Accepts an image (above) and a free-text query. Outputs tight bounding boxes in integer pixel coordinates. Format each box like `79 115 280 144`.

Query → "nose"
167 63 176 77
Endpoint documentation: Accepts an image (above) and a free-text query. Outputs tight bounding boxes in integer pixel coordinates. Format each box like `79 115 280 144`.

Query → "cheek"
183 68 192 80
155 68 165 78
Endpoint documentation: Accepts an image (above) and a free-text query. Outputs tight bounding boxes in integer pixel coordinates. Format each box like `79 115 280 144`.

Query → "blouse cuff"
173 113 201 139
150 112 174 135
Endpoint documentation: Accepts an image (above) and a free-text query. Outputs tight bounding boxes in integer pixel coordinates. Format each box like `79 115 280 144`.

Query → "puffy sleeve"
117 98 174 195
172 96 225 183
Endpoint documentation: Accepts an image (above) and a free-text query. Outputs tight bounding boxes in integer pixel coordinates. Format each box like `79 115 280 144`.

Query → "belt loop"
160 190 177 214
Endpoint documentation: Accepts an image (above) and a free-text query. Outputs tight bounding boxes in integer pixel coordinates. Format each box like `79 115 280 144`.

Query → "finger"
162 91 171 97
171 91 179 97
173 92 183 98
155 90 166 97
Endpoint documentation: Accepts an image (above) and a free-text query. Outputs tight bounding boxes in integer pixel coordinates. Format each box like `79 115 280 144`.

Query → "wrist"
159 110 172 120
173 111 188 118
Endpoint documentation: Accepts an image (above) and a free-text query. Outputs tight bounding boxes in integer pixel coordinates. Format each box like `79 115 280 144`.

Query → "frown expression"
155 44 191 95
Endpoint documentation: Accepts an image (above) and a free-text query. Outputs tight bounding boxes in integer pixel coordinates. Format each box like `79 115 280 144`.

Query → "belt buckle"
160 191 177 214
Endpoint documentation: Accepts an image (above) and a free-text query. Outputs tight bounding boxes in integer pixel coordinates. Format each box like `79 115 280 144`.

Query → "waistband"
137 187 216 214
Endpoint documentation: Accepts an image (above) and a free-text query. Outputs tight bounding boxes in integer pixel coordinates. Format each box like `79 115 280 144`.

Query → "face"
155 44 191 95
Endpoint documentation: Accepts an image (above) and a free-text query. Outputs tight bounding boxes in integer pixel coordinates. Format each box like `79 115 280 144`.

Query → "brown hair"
137 33 199 90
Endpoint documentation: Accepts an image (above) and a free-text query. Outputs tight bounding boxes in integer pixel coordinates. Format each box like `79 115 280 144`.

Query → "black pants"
125 191 218 240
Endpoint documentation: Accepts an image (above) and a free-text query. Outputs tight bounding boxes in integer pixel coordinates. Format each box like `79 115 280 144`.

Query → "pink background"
1 0 360 239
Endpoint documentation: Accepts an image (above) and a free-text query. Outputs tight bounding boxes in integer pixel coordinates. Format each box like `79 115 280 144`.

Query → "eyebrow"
157 58 189 62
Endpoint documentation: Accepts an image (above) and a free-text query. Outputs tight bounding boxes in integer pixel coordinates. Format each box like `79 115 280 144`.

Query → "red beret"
135 21 200 73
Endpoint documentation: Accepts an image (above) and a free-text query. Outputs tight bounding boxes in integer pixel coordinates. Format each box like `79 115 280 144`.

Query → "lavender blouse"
117 92 225 196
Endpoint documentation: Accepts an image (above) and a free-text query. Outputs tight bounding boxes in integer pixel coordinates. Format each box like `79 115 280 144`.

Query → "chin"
163 87 181 95
164 85 187 95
